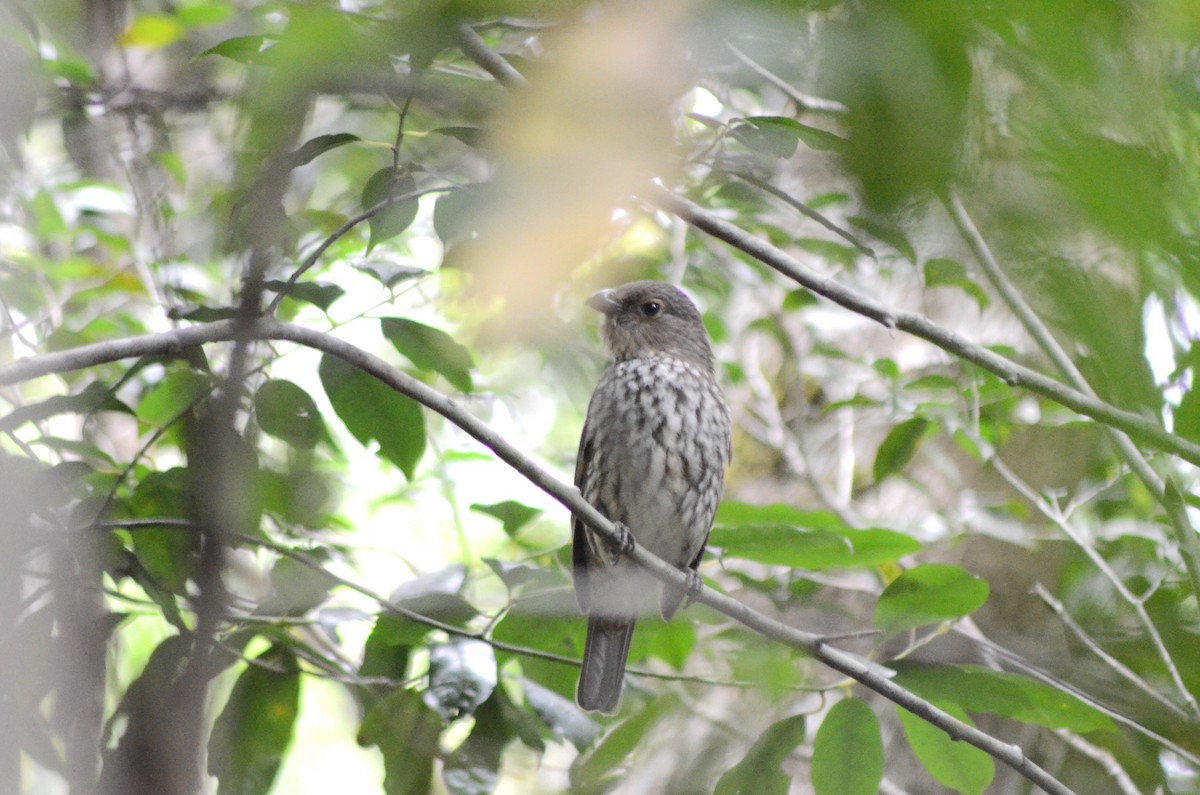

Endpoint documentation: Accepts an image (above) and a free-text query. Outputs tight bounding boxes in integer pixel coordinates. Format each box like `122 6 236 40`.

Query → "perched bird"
573 281 732 714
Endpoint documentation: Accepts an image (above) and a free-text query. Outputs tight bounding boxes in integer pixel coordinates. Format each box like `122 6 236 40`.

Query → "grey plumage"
573 281 732 714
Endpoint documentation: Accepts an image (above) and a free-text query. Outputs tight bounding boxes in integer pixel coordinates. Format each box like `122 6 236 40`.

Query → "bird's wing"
572 420 595 612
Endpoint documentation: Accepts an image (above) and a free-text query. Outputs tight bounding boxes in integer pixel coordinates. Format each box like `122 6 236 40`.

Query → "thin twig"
725 42 848 115
1032 583 1187 720
734 171 875 259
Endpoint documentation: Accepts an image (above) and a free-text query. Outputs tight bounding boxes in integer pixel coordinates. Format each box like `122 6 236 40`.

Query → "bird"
573 280 732 714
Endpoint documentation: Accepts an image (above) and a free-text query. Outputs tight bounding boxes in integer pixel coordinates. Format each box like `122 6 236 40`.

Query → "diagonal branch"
0 319 1076 795
646 185 1200 469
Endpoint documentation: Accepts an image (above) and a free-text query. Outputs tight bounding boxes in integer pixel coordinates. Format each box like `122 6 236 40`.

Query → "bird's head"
587 281 714 370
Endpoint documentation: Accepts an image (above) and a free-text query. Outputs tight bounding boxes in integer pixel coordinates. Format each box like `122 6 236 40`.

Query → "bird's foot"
683 570 704 605
607 521 635 564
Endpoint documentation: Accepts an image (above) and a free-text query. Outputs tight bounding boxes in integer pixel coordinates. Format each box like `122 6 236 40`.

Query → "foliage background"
2 0 1200 793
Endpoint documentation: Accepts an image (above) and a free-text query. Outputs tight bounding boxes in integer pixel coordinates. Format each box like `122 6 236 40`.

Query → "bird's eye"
640 300 662 317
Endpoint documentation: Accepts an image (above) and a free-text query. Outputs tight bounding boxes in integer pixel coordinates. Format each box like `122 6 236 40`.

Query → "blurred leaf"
732 116 845 158
263 280 344 311
254 380 326 450
121 15 184 49
893 664 1114 732
897 701 993 795
811 699 883 795
523 678 598 750
1175 382 1200 445
198 34 275 63
136 370 212 426
208 645 301 795
570 695 680 788
358 688 442 795
354 261 426 288
873 564 988 634
177 3 235 28
433 189 481 248
362 168 419 252
0 381 131 433
471 500 543 537
923 258 988 310
318 354 425 479
259 549 335 616
873 417 932 482
629 616 695 670
288 133 360 167
714 713 807 795
442 692 506 795
432 126 484 148
423 639 497 721
381 317 474 393
847 216 915 262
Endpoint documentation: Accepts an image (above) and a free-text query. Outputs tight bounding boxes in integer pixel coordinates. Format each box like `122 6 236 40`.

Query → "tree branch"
0 320 1076 795
647 184 1200 469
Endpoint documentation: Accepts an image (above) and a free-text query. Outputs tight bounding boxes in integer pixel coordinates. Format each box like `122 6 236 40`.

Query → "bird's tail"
576 615 636 714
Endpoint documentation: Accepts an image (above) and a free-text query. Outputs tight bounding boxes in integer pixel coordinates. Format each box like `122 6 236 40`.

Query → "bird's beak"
586 288 618 314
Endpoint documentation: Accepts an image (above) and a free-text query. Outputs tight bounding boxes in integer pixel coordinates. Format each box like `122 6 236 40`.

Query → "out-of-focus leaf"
732 116 846 159
523 678 598 750
811 699 883 795
433 189 481 248
1175 382 1200 445
897 701 994 795
873 564 988 634
873 417 932 482
714 713 807 795
0 381 132 433
263 280 344 311
207 645 301 795
258 548 335 616
423 639 497 721
136 370 212 425
924 258 988 311
570 695 680 788
362 168 419 252
354 261 426 288
847 215 915 262
254 380 327 450
628 616 695 671
471 500 543 537
129 469 198 593
358 688 442 795
893 664 1114 732
177 3 235 28
442 692 506 795
288 133 360 167
381 317 474 393
318 354 425 479
198 34 275 63
432 126 484 148
121 15 183 49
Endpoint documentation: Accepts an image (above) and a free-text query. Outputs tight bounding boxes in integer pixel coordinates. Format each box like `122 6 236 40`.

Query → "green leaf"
442 693 507 795
431 126 484 148
923 258 989 311
873 564 989 634
362 168 419 252
318 355 425 479
357 688 442 795
263 280 344 311
470 500 543 537
897 701 994 795
177 3 235 28
0 381 131 433
715 502 847 531
288 133 361 167
714 713 807 795
207 645 301 795
847 216 916 262
1175 384 1200 445
732 116 846 158
873 417 932 482
198 34 275 63
811 699 883 795
136 370 212 425
121 15 184 49
892 664 1114 733
381 317 474 393
711 525 916 570
354 261 426 288
570 696 679 787
254 380 326 450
